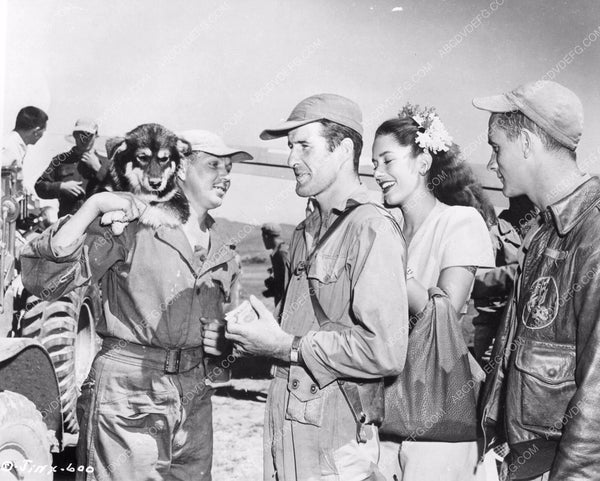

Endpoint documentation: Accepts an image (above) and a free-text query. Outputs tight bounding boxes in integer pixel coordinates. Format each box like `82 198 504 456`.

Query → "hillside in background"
215 217 295 263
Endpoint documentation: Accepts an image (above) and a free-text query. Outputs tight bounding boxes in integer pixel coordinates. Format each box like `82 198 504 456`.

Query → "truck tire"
20 285 101 434
0 391 54 481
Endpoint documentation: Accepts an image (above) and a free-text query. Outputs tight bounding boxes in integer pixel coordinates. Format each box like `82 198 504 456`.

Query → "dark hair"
375 117 497 227
15 106 48 131
490 111 575 160
318 120 363 172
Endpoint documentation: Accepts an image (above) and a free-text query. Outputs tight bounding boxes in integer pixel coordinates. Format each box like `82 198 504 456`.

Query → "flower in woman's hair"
398 104 453 153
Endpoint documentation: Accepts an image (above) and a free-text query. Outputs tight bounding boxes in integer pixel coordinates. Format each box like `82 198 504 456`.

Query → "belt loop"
164 348 182 374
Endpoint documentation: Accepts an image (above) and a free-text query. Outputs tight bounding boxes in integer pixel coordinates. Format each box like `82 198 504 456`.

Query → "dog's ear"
177 155 190 181
176 138 192 157
106 136 127 161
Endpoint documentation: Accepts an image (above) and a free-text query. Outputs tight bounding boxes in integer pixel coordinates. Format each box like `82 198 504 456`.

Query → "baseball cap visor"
472 94 518 113
260 119 322 140
195 146 253 162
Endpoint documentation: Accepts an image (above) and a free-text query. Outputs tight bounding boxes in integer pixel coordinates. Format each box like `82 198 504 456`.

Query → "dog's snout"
148 178 162 189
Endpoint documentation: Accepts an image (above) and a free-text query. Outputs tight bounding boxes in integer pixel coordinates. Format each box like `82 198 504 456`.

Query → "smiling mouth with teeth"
213 183 229 195
378 181 397 193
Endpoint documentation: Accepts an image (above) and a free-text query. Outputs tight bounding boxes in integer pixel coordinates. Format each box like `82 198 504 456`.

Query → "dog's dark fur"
101 123 191 228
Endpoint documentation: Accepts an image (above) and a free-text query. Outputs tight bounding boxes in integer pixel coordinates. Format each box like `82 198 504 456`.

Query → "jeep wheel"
0 391 54 481
20 285 101 434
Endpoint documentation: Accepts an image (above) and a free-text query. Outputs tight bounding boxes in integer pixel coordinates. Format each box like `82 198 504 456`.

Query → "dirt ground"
212 379 271 480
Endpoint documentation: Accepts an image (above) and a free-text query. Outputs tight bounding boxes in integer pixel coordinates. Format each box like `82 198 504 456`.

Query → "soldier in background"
2 106 48 169
261 222 290 307
35 118 110 217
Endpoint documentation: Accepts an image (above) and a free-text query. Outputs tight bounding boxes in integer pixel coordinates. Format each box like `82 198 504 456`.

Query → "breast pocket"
307 253 346 285
515 339 576 432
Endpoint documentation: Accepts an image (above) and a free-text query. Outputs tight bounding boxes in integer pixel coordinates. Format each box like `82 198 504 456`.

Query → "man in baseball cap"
475 81 600 480
35 117 109 217
180 129 253 162
227 94 408 480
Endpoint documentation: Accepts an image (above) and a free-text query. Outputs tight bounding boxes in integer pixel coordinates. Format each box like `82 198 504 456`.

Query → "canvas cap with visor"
472 80 583 151
261 222 282 237
260 93 363 140
73 117 99 134
179 130 253 162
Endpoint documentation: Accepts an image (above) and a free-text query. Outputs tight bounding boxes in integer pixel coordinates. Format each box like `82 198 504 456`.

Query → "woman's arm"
407 266 476 315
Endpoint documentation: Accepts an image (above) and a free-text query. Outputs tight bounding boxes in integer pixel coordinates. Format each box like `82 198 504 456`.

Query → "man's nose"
287 149 300 169
217 164 231 180
487 153 497 172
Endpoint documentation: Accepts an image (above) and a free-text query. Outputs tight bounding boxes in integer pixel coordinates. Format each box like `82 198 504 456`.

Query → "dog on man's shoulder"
101 123 191 229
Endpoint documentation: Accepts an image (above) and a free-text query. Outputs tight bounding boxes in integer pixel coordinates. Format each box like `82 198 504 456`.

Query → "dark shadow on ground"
213 385 268 403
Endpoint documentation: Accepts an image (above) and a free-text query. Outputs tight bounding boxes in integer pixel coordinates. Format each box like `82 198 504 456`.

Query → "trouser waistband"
101 337 204 375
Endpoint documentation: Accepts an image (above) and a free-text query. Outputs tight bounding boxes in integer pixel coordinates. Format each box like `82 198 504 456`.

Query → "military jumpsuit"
21 214 238 481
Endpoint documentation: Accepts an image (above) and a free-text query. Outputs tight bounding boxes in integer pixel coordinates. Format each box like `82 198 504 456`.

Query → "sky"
2 0 600 224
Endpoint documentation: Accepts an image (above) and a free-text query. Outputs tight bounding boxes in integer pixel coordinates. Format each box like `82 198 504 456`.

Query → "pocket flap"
307 254 345 284
288 364 321 401
514 340 575 385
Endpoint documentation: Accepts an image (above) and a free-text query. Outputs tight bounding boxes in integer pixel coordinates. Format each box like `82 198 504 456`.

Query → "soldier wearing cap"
35 117 110 217
226 94 408 480
21 127 251 480
475 81 600 480
261 222 290 307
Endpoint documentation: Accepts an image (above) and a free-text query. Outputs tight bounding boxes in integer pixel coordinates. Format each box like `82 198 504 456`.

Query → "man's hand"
90 192 146 235
81 151 101 171
60 180 85 198
202 318 228 356
52 191 146 249
225 295 293 360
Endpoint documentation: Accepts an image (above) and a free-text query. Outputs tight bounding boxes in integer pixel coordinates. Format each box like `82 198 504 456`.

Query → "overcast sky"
2 0 599 223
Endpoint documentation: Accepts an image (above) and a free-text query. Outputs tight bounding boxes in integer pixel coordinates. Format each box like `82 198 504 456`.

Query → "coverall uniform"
265 187 409 480
21 213 238 481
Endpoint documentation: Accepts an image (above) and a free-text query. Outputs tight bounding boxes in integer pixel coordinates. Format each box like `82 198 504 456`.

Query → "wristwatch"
290 336 303 364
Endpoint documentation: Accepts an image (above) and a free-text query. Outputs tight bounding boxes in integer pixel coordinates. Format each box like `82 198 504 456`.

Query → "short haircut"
490 111 575 159
318 119 363 172
15 106 48 131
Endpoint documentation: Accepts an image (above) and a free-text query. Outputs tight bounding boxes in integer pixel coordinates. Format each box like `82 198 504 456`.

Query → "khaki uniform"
265 188 409 480
21 214 238 481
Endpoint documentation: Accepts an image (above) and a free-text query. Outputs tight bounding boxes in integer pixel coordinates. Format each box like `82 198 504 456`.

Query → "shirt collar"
545 175 600 235
296 184 371 231
12 131 26 150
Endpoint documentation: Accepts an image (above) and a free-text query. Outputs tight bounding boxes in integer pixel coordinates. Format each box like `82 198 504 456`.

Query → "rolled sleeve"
20 218 128 301
300 216 409 387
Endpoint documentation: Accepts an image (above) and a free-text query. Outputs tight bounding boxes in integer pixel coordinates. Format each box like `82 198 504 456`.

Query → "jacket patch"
523 276 558 329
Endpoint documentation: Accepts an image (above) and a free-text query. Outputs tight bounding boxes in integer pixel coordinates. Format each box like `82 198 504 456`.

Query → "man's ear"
520 129 534 158
338 138 355 164
105 136 127 161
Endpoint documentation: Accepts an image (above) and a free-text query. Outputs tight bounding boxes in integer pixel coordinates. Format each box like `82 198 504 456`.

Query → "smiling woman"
372 107 495 481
